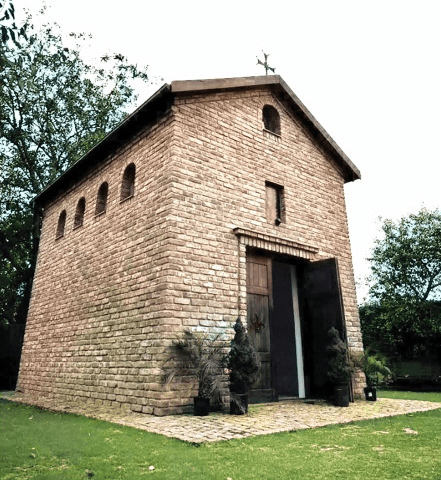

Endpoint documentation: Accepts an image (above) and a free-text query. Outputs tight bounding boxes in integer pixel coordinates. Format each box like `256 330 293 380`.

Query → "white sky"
16 0 441 303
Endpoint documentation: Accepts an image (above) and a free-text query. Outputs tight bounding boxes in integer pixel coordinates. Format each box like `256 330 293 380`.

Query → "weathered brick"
17 77 364 415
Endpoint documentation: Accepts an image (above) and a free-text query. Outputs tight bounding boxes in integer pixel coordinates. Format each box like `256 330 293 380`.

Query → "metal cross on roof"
256 51 275 75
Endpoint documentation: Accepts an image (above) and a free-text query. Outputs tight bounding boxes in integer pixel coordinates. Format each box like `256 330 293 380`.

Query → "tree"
359 298 441 360
360 208 441 359
0 0 25 45
227 318 259 413
326 327 351 385
0 8 149 325
368 208 441 302
228 318 260 394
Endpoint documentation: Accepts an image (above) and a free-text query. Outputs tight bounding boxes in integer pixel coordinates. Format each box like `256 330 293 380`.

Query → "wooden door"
302 258 350 399
246 253 275 402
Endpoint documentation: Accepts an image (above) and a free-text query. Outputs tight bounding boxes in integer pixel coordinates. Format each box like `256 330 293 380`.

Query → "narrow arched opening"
95 182 109 215
74 197 86 228
56 210 67 239
262 105 281 135
121 163 136 201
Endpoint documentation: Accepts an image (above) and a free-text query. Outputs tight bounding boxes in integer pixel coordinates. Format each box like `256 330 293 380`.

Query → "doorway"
271 261 305 398
246 252 305 402
246 250 347 402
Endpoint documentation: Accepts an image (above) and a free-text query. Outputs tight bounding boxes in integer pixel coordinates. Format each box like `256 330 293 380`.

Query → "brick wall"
17 112 188 414
18 84 364 415
169 87 363 398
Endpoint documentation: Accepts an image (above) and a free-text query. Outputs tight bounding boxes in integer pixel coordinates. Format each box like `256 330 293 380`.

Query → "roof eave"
35 75 360 207
274 77 361 182
34 83 172 207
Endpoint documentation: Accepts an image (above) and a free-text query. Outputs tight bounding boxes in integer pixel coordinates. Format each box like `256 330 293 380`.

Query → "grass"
0 391 440 480
378 389 441 403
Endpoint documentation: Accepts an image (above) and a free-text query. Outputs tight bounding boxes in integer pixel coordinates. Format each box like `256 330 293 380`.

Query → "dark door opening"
271 261 299 397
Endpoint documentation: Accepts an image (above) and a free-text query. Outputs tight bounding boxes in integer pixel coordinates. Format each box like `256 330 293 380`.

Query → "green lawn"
378 389 441 403
1 392 440 480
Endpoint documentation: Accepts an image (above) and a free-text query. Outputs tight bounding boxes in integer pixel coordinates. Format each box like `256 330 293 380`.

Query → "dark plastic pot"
194 397 210 416
333 385 350 407
364 386 377 401
230 393 248 415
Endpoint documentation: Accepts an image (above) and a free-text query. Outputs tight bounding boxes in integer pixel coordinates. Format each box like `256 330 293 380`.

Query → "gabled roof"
171 76 360 182
35 75 360 206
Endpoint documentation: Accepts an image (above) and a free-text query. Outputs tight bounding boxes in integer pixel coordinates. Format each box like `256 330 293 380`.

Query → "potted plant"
352 349 392 401
227 318 260 414
163 329 227 416
326 327 352 407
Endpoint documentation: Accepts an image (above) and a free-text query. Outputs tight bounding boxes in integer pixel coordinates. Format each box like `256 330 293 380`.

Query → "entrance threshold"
250 396 328 406
279 396 325 404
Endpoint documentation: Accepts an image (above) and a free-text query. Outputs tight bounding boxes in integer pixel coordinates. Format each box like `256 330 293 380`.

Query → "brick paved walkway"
2 392 440 443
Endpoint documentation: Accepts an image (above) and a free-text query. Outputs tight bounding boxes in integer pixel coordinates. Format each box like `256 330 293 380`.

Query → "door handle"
251 313 264 332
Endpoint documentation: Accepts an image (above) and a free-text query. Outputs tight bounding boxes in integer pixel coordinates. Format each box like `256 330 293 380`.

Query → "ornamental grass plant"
163 329 227 407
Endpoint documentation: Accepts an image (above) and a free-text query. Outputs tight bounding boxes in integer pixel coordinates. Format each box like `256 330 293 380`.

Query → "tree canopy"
0 0 25 45
0 6 149 325
368 208 441 302
360 208 441 360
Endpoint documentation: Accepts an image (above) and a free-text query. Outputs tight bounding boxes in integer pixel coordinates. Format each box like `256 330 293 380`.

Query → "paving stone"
2 391 440 443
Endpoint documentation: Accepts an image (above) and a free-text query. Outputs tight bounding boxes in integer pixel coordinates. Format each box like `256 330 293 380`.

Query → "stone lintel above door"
234 227 320 322
233 227 319 260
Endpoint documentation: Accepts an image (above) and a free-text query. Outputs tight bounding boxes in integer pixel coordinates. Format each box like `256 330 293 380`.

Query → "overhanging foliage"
0 6 149 325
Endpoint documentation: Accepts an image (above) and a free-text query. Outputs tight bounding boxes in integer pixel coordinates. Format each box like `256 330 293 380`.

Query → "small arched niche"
120 163 136 201
262 105 281 135
95 182 108 215
56 210 67 239
74 197 86 228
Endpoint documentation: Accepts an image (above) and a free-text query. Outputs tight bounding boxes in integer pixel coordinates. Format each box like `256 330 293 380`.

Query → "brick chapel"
17 76 364 415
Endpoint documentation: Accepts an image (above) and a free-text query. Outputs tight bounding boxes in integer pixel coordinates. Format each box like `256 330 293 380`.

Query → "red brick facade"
17 76 364 415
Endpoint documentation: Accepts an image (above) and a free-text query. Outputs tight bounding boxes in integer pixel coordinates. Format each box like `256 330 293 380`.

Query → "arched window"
74 197 86 228
121 163 136 201
56 210 66 239
262 105 281 135
95 182 108 215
